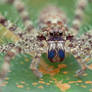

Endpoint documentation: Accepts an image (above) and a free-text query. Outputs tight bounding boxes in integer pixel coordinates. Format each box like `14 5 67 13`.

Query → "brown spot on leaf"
38 86 44 89
85 81 92 84
53 79 71 92
16 85 24 88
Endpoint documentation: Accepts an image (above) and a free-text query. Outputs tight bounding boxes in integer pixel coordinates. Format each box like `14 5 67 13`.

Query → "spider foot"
32 69 43 78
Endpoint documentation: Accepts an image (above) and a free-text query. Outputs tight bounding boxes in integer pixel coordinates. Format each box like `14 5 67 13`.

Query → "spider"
0 0 92 87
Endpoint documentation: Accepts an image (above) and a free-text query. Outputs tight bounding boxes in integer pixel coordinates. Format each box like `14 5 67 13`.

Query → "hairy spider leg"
66 29 92 76
70 0 88 36
0 46 21 89
0 13 25 38
30 52 43 78
5 0 34 33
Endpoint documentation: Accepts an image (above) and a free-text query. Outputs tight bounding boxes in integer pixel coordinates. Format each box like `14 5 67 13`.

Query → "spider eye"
59 32 63 36
50 32 53 36
47 21 51 25
58 21 62 25
8 43 15 47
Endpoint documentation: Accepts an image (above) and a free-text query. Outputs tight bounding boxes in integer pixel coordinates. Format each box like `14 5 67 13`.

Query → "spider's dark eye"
47 21 51 25
8 43 15 47
57 21 62 25
59 32 63 36
50 32 53 36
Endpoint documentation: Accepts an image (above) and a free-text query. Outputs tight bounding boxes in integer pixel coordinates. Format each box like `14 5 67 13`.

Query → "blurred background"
0 0 92 92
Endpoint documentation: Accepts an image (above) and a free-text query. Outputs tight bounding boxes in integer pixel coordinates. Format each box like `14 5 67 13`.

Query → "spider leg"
0 34 38 87
17 36 47 78
0 13 26 86
70 0 88 36
65 30 92 76
30 41 47 78
30 52 43 78
65 41 87 76
71 47 88 76
0 45 22 86
5 0 34 33
16 30 47 78
29 38 47 78
0 13 25 38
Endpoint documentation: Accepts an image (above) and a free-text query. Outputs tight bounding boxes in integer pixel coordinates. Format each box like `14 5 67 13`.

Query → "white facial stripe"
48 41 65 51
48 41 56 50
57 41 64 50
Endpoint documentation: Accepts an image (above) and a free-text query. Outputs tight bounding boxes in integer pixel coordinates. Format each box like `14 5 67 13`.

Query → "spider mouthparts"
48 49 65 63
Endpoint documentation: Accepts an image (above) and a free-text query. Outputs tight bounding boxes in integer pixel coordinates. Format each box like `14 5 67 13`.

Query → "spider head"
40 19 68 39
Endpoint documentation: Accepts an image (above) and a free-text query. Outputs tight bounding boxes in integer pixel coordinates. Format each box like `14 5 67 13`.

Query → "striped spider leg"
66 29 92 76
0 12 47 79
0 13 46 80
17 32 47 78
30 41 47 78
0 13 25 38
5 0 48 77
5 0 34 33
70 0 88 36
67 0 91 76
0 31 47 90
0 13 27 88
0 43 22 85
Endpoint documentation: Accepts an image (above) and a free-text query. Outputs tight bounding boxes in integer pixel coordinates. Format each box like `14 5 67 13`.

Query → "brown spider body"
0 1 92 90
38 6 67 62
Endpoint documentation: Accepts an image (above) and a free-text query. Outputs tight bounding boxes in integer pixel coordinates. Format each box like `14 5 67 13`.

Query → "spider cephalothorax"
0 0 92 90
38 6 68 62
